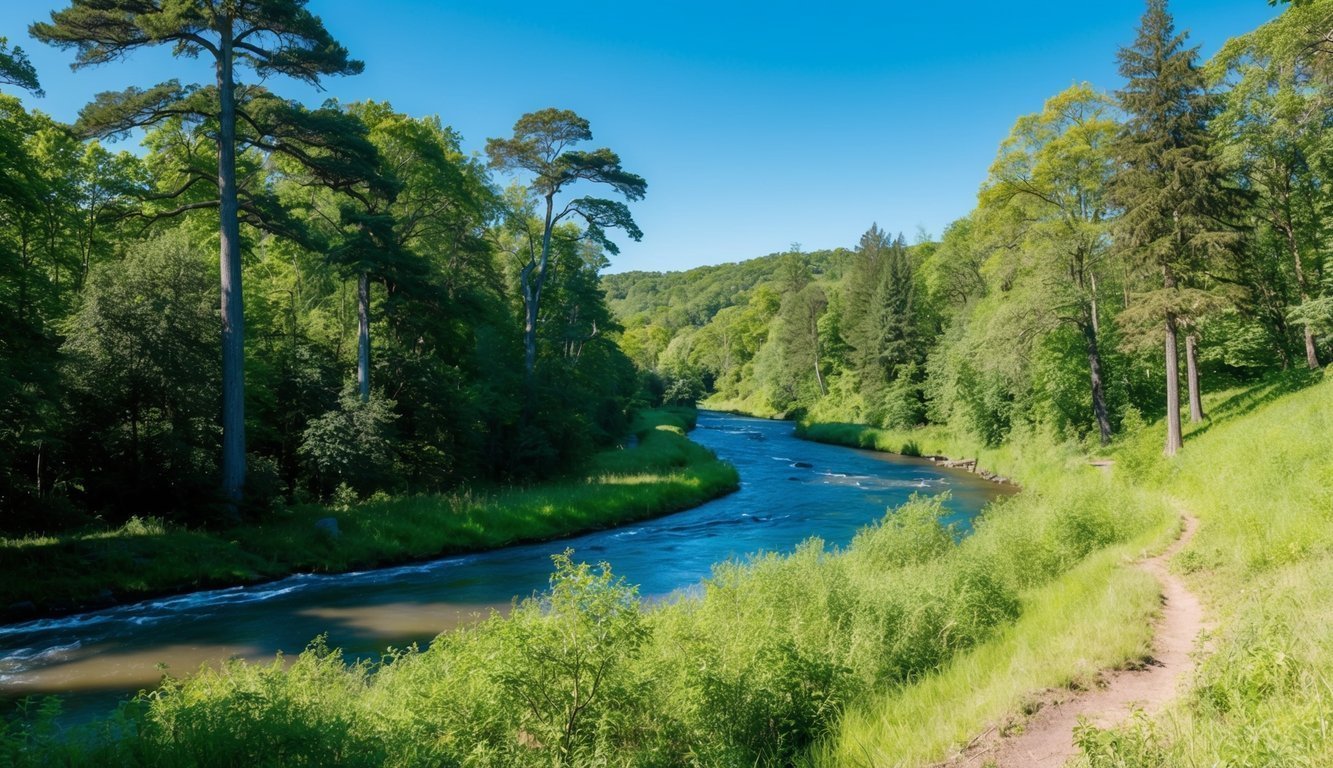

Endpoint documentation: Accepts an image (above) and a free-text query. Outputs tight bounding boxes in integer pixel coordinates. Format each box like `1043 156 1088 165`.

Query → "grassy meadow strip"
795 418 1093 488
1072 371 1333 767
807 496 1171 767
1 420 1168 766
0 407 739 619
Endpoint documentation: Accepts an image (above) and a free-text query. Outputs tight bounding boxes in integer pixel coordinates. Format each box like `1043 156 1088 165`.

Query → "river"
0 411 1010 723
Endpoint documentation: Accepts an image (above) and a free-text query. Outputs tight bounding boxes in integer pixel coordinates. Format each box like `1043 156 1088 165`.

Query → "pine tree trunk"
1164 311 1183 457
357 271 370 402
1303 326 1319 370
217 19 246 509
1081 318 1112 445
1186 332 1204 423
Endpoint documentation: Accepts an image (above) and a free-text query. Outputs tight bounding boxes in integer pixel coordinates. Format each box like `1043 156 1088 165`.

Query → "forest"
0 4 660 538
3 0 1333 767
611 2 1332 455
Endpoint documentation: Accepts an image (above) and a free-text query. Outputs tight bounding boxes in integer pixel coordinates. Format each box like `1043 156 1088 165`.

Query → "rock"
315 517 341 539
792 461 814 468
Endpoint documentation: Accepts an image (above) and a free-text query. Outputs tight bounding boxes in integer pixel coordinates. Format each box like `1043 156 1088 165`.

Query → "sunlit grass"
1069 370 1333 767
808 494 1172 767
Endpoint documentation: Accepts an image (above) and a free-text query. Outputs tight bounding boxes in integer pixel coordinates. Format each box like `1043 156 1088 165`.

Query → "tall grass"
0 408 739 618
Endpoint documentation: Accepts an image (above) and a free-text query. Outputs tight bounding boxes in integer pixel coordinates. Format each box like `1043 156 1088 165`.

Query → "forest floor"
945 504 1207 768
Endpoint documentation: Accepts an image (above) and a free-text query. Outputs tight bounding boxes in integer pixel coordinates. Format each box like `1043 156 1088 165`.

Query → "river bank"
3 409 1156 767
0 407 739 623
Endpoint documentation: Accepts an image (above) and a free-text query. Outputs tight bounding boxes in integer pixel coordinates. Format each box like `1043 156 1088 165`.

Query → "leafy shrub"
299 389 399 498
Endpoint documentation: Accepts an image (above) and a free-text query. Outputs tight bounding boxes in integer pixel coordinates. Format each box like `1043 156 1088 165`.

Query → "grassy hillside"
1073 370 1333 766
799 370 1332 767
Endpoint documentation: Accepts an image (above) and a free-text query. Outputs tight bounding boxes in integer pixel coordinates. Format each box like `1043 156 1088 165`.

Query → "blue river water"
0 410 1009 722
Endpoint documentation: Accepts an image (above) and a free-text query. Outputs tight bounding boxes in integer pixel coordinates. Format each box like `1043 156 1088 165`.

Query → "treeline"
0 3 647 534
617 0 1332 454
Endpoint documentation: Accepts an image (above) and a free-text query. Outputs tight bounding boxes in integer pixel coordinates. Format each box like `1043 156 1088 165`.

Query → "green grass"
0 407 739 619
796 418 1091 488
807 496 1172 767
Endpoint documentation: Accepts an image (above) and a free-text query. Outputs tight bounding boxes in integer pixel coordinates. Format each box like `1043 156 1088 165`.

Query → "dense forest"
610 2 1331 455
0 3 655 535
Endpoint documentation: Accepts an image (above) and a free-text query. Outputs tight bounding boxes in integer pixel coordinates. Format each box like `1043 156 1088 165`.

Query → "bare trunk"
357 271 370 401
1303 326 1319 370
217 19 246 508
1186 333 1204 423
1283 204 1320 369
523 196 557 376
521 268 538 374
1081 318 1112 445
1089 271 1100 337
1164 311 1183 457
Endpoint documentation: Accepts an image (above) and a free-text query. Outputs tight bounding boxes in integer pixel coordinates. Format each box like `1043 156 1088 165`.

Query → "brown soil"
945 508 1206 768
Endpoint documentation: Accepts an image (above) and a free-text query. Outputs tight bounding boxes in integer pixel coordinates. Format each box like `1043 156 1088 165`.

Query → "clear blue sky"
2 1 1280 273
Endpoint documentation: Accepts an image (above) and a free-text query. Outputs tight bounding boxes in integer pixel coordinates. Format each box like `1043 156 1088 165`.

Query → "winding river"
0 411 1011 723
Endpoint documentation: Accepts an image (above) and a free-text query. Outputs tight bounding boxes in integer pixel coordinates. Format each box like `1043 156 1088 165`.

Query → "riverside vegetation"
0 407 737 617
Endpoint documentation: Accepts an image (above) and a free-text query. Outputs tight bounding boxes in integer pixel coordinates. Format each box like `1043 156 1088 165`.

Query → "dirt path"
947 508 1206 768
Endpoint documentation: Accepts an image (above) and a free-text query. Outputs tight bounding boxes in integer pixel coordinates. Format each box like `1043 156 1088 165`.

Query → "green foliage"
61 229 222 524
489 552 649 763
299 388 399 498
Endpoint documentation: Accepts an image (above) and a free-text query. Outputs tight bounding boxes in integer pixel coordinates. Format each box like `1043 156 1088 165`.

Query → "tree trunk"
523 195 557 376
521 266 538 375
1081 318 1113 446
357 271 370 402
1186 332 1204 423
1284 215 1320 369
1164 310 1183 457
217 19 246 509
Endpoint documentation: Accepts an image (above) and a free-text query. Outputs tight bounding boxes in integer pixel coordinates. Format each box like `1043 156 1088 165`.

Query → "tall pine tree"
1111 0 1235 455
34 0 365 507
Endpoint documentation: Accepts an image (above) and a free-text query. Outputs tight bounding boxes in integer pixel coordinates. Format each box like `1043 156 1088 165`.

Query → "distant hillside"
603 247 854 331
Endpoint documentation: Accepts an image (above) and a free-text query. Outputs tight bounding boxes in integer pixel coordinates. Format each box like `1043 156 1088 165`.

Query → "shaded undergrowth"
0 407 738 620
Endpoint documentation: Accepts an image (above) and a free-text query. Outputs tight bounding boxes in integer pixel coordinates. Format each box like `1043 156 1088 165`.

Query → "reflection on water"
0 411 1011 722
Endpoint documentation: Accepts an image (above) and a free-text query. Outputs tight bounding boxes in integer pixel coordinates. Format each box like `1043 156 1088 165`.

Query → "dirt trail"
947 508 1206 768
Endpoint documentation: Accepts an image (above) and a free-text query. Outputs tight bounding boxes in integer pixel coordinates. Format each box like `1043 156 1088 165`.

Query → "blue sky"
3 1 1280 273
